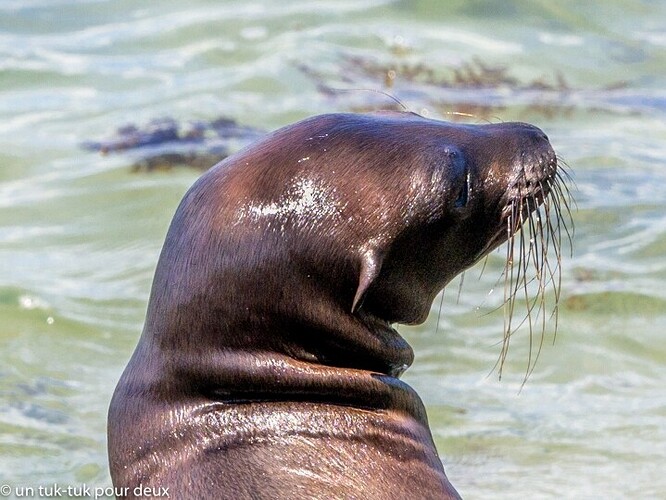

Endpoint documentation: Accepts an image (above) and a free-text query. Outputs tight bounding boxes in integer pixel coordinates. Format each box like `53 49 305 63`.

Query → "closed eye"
455 171 470 208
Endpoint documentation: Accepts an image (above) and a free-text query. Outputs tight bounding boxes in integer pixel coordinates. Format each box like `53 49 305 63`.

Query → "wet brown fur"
108 111 569 499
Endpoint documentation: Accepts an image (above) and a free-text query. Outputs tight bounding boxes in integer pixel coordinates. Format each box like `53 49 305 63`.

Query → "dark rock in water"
82 117 265 172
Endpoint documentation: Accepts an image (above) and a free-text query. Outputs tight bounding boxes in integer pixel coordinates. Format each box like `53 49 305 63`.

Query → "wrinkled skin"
108 111 557 499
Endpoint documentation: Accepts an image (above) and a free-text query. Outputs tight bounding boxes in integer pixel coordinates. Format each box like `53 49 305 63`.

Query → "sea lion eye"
455 171 470 208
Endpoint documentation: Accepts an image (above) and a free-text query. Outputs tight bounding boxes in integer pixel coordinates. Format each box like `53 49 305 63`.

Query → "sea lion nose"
510 122 550 145
507 123 555 166
492 121 558 201
485 121 551 150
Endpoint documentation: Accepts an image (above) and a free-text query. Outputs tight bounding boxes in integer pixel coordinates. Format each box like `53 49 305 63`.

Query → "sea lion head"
142 111 568 379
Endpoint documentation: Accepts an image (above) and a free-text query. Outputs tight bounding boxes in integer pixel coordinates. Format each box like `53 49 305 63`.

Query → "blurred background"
1 1 664 498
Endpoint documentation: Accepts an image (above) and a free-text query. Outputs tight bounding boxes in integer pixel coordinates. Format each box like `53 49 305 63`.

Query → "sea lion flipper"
352 246 383 313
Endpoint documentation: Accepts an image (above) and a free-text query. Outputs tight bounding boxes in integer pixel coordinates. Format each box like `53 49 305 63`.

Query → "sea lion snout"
458 121 556 219
497 123 559 215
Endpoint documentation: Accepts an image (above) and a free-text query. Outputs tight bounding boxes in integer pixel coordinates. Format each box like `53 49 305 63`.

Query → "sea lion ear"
351 246 383 314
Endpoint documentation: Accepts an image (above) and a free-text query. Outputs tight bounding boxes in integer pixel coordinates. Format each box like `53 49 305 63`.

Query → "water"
1 1 665 498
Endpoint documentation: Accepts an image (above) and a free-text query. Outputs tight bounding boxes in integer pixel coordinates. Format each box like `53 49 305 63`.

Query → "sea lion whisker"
544 200 564 271
547 194 571 275
534 203 549 281
535 203 554 314
506 289 545 333
539 201 563 303
472 254 508 319
552 168 576 215
555 158 577 186
434 290 446 337
521 200 557 386
550 180 576 253
552 170 575 213
538 264 562 339
539 176 572 345
540 199 558 256
496 213 518 379
456 271 465 304
498 198 534 378
525 200 544 278
492 156 571 384
515 211 538 383
328 88 409 111
440 110 493 124
522 300 548 388
478 254 491 280
553 171 578 212
543 211 564 342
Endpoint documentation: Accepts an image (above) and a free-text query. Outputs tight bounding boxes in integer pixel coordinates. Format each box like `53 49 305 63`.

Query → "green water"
1 1 665 498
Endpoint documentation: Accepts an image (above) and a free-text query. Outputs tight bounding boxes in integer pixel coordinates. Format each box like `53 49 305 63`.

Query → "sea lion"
108 111 567 499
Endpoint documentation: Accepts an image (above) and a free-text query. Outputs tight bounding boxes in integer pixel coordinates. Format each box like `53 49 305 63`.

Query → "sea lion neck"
136 261 421 414
142 291 416 384
162 349 429 424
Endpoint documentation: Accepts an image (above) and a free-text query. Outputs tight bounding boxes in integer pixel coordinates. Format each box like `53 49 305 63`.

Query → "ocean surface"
1 1 665 498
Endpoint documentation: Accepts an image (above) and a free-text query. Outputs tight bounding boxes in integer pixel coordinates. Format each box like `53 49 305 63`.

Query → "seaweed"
82 117 264 172
299 55 631 120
